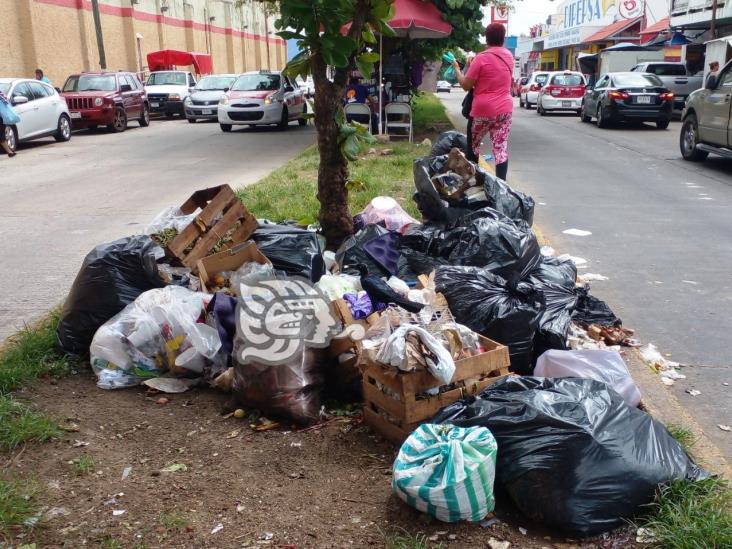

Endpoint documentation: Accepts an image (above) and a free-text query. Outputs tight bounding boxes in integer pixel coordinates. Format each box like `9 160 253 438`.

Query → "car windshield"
64 75 117 92
648 64 687 76
535 74 549 85
613 73 663 87
552 74 583 86
196 76 236 91
0 83 9 95
147 72 187 86
232 74 280 92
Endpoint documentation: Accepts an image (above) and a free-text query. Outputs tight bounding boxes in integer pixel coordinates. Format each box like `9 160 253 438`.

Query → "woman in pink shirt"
452 23 515 181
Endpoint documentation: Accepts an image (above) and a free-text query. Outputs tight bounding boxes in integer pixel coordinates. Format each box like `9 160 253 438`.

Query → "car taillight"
544 85 560 96
659 92 674 102
608 90 630 101
530 84 541 92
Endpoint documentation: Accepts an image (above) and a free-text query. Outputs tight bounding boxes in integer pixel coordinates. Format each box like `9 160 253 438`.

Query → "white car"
0 78 72 152
519 71 550 109
537 71 587 115
436 80 452 93
297 76 315 97
145 70 196 118
218 71 307 131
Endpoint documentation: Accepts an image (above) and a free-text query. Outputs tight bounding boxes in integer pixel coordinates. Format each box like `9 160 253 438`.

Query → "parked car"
218 71 307 132
436 80 452 93
580 72 673 129
630 62 703 110
184 74 237 123
0 78 71 152
537 71 586 116
680 61 732 161
61 71 149 132
513 76 528 97
519 72 550 109
297 76 315 98
145 70 196 118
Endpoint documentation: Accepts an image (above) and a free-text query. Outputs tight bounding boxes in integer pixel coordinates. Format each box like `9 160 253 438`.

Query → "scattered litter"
121 465 132 480
226 430 241 439
155 397 170 406
480 518 500 528
143 378 198 394
262 532 274 540
724 382 729 387
519 527 528 535
103 493 124 506
290 442 302 448
62 422 80 432
640 344 684 385
719 425 731 432
72 440 89 448
45 507 70 519
562 228 592 237
161 463 188 473
578 273 608 283
236 504 246 513
682 280 698 285
698 197 714 200
636 527 657 543
540 245 555 257
488 539 510 549
112 510 126 517
233 409 246 419
211 523 224 534
448 534 457 540
686 389 701 397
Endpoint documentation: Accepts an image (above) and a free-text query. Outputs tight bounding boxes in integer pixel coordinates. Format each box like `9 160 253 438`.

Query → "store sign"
492 6 510 25
562 0 612 29
618 0 644 19
546 27 582 49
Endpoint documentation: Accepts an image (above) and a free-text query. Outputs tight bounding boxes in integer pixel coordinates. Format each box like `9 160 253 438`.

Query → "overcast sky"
507 0 557 36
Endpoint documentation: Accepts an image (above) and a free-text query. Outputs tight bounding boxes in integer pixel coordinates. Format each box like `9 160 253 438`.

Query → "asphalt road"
0 117 314 342
439 90 732 459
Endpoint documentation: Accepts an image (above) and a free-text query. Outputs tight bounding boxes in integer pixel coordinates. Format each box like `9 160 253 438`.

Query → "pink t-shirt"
466 47 515 118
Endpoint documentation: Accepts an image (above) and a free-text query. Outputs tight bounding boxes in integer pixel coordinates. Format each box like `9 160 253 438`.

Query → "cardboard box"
362 335 511 444
197 241 271 294
167 185 258 273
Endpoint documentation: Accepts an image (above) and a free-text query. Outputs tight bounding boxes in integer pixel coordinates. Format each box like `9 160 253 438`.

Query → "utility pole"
711 0 718 39
90 0 107 69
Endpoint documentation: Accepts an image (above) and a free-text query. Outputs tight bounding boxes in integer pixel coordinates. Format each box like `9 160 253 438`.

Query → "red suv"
61 72 149 132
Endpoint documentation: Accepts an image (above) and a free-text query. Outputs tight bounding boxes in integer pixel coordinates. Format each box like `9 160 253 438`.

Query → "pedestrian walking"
35 68 51 85
0 91 19 157
452 23 515 181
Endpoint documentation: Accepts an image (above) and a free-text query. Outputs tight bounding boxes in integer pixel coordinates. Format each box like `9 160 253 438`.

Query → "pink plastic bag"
359 197 418 232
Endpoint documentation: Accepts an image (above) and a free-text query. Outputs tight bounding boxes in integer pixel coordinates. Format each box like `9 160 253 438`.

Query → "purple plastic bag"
344 291 376 320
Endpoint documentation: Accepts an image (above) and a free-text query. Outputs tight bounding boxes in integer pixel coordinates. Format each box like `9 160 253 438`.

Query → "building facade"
1 0 287 85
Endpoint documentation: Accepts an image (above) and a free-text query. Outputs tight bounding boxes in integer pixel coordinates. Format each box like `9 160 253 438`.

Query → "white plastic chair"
344 103 373 134
385 102 412 142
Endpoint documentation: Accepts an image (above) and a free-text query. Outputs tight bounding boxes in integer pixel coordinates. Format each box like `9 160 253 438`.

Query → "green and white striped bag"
392 424 498 523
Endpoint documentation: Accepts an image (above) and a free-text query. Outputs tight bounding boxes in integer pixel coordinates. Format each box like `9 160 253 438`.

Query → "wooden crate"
166 185 258 273
362 335 511 444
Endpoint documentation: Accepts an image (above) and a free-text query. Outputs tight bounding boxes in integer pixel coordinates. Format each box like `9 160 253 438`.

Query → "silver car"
184 74 238 123
0 78 72 152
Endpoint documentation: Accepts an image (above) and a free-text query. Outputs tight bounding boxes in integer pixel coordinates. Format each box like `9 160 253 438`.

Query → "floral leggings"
470 112 512 164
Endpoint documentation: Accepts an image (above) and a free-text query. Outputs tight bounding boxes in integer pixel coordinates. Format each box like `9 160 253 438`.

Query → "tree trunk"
312 62 352 249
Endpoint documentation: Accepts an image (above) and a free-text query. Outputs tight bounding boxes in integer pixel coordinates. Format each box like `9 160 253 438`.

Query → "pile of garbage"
54 133 707 538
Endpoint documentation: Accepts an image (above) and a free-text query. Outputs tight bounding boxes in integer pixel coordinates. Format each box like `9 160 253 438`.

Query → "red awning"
390 0 452 38
584 18 642 43
146 50 213 75
640 16 670 36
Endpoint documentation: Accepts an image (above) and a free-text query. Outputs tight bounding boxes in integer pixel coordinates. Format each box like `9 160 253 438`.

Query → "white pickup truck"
630 62 703 110
145 70 197 118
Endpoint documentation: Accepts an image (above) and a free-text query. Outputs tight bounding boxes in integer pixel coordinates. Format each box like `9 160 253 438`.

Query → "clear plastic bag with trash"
144 206 199 235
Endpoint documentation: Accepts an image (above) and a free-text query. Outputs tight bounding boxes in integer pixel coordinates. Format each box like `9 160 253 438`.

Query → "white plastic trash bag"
359 196 418 232
144 206 199 235
376 325 455 384
393 424 498 523
535 349 641 407
90 286 220 389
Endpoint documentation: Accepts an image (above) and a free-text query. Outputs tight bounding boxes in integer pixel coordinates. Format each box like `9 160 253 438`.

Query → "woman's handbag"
461 90 473 119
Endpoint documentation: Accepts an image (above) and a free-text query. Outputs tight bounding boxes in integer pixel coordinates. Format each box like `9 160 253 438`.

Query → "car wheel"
109 107 128 133
580 104 592 123
187 118 196 124
220 123 232 133
278 107 289 131
139 105 150 127
596 104 609 129
656 119 670 130
4 125 17 153
680 114 709 162
538 103 546 116
54 114 72 142
298 103 308 127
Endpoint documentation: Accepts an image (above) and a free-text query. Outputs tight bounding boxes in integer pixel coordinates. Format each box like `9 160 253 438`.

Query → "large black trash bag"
251 225 325 283
527 256 578 351
436 266 544 374
477 167 535 226
336 224 391 277
430 130 469 157
397 223 449 275
432 377 709 537
572 285 621 327
57 236 166 355
412 160 474 225
441 208 541 280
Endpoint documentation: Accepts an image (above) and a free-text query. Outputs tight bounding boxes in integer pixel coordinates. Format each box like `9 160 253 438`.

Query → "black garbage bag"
477 167 535 226
527 256 578 351
57 236 166 355
251 225 325 283
441 208 541 280
432 376 709 537
436 266 544 374
572 285 621 327
336 224 392 278
430 130 469 157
